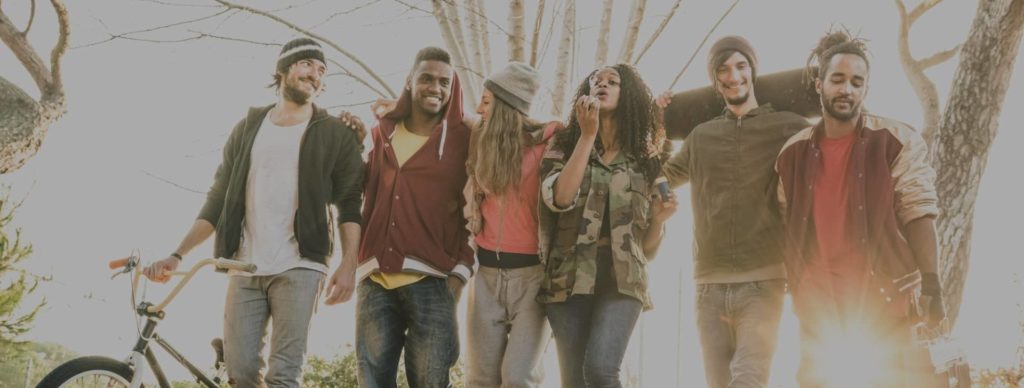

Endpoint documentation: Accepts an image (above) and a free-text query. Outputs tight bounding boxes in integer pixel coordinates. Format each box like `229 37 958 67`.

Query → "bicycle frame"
125 317 221 388
108 256 254 388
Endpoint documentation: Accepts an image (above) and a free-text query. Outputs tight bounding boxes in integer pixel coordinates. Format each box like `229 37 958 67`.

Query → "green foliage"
0 186 44 358
303 344 465 388
0 341 77 387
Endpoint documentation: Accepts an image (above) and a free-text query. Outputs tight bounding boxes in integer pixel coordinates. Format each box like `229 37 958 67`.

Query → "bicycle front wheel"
36 356 134 388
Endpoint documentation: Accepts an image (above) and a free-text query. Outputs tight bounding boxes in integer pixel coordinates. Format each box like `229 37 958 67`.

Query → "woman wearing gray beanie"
463 62 564 388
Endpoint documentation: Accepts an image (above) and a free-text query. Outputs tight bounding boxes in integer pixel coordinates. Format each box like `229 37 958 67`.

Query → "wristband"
170 252 183 261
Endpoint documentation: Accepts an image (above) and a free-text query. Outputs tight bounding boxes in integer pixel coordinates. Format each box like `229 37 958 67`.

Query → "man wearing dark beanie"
142 37 365 387
658 36 811 388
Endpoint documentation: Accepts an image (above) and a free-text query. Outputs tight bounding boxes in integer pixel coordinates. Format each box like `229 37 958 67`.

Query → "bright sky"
2 0 1022 386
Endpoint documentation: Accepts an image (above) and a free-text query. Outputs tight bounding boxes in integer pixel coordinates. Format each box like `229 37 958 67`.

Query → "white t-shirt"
230 112 328 276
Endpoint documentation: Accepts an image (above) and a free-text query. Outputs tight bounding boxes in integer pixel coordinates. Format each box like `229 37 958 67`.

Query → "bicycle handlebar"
119 257 258 314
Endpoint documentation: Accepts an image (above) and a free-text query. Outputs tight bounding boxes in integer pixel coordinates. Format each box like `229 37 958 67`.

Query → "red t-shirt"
795 132 871 322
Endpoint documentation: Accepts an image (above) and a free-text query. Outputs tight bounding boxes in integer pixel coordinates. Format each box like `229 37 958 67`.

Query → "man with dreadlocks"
658 36 810 388
775 30 945 387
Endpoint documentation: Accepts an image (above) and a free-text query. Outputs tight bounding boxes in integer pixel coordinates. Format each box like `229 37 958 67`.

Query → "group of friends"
141 27 947 388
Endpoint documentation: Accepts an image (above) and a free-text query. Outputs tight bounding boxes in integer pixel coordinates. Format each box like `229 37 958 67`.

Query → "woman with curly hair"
538 63 678 388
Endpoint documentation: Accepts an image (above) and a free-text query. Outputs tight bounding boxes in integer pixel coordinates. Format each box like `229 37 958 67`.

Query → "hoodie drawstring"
438 119 448 160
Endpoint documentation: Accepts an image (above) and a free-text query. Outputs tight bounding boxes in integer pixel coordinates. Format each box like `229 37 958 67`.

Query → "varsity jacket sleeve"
662 137 693 189
451 186 476 283
891 125 940 224
332 124 365 224
197 117 245 225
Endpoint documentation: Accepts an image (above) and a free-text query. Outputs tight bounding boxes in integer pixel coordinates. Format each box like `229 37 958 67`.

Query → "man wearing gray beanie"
143 37 365 387
658 36 811 388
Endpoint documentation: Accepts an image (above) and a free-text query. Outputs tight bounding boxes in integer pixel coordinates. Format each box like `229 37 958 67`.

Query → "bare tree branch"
908 0 943 25
268 0 320 13
895 0 944 147
668 0 739 89
918 44 960 69
617 0 646 63
392 0 431 14
141 170 205 194
22 0 35 35
188 29 278 46
136 0 220 8
594 0 613 67
633 0 682 65
306 0 383 30
537 0 562 68
529 0 546 67
508 0 526 61
1 5 52 93
213 0 397 97
73 8 234 49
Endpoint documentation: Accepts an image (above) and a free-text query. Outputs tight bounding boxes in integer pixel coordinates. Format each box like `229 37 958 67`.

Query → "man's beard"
725 90 750 106
283 78 314 105
822 94 861 121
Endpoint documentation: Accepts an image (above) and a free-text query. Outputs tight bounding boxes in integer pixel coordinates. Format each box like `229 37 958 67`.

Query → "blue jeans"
356 277 459 388
223 268 324 388
545 291 643 388
696 279 785 388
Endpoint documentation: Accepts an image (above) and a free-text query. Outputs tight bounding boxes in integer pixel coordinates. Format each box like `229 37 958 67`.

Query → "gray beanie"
484 62 541 115
707 36 758 86
277 38 325 73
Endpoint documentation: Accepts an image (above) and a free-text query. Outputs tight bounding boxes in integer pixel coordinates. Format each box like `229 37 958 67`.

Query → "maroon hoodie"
357 71 475 282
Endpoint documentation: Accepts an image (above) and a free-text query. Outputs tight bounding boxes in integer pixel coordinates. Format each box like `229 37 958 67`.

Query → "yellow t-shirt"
370 120 430 289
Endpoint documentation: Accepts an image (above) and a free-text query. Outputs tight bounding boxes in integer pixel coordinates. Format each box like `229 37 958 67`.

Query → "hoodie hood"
379 69 465 159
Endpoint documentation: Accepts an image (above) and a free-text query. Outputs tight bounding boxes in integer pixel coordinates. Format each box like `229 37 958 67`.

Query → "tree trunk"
551 0 575 117
466 0 487 80
595 0 614 67
633 0 682 65
431 0 478 105
474 0 492 73
529 0 546 67
933 0 1024 326
0 0 69 174
617 0 646 64
508 0 526 62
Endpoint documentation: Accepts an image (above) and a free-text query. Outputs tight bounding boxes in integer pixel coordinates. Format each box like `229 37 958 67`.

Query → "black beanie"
707 36 758 86
276 38 325 73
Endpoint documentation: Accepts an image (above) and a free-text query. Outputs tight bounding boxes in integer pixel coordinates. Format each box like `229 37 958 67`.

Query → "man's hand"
142 256 180 283
918 272 946 329
324 259 357 305
370 98 397 120
574 96 600 137
338 111 367 144
446 276 465 303
654 90 673 109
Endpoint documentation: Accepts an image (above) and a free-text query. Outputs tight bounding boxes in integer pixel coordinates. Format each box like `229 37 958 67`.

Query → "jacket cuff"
542 173 579 213
450 264 473 283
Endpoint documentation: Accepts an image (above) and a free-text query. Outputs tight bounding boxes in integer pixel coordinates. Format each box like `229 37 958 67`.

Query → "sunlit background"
2 1 1021 386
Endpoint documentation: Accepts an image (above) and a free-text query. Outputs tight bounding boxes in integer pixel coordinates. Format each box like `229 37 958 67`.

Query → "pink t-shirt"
474 123 559 255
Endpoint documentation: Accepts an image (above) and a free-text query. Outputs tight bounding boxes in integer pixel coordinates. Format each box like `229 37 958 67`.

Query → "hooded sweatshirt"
357 71 475 283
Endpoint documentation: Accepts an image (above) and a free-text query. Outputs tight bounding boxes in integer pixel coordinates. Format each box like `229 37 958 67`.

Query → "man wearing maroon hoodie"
355 47 474 388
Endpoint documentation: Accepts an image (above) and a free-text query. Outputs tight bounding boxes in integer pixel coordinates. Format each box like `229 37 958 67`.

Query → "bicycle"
36 255 256 388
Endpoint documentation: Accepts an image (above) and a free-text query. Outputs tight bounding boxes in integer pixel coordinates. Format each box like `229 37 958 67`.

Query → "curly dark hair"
805 28 870 82
553 63 664 183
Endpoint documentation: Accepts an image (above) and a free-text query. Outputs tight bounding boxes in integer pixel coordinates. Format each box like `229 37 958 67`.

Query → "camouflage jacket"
538 144 655 310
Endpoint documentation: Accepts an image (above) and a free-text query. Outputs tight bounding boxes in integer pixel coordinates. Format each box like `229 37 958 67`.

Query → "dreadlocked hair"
805 28 870 82
554 63 665 184
469 96 544 195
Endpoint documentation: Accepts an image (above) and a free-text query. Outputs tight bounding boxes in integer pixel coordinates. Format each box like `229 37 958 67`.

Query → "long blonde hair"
469 97 543 195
